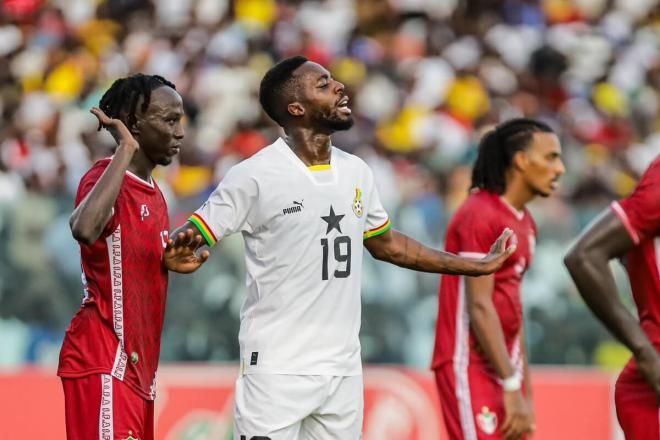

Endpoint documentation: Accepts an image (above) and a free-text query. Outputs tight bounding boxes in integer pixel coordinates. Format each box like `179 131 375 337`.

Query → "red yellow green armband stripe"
363 219 391 240
189 213 217 247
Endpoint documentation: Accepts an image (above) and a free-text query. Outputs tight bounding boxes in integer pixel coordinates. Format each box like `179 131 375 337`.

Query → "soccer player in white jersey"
164 56 516 440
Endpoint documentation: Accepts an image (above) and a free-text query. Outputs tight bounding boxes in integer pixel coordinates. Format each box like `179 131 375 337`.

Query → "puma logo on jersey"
140 204 150 221
283 200 304 215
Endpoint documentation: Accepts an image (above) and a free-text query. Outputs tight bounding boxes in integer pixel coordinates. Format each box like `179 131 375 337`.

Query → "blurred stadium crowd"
0 0 658 369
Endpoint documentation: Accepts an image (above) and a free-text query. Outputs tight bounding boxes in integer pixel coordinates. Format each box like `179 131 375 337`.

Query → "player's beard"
531 179 557 198
315 108 354 131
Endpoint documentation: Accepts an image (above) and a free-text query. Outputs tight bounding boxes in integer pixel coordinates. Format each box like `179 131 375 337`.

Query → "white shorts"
233 374 363 440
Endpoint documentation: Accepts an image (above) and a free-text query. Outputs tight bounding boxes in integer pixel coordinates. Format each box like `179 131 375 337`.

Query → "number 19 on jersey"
320 236 351 280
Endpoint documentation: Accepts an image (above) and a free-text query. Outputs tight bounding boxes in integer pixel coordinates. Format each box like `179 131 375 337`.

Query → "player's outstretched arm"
564 209 660 399
363 228 516 276
70 108 139 245
162 222 210 274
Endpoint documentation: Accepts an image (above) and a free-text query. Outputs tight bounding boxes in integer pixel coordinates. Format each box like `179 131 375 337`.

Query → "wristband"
502 374 521 392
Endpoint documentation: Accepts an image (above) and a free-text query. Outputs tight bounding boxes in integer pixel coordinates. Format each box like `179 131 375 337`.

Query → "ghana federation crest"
352 188 364 218
477 406 498 434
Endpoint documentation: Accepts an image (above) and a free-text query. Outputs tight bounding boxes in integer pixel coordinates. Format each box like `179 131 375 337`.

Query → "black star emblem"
321 205 345 234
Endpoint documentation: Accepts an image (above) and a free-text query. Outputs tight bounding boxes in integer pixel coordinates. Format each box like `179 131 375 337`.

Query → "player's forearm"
70 145 136 244
469 300 516 379
366 230 487 275
565 250 654 358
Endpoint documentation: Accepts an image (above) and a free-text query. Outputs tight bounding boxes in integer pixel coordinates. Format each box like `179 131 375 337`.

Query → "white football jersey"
190 138 390 376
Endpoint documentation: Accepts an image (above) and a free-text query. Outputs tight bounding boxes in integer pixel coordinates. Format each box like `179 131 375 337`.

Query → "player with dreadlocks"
58 73 208 440
432 118 565 440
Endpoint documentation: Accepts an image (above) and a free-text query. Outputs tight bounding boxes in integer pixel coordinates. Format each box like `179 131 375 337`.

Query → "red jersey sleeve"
612 157 660 244
454 201 502 258
75 160 120 239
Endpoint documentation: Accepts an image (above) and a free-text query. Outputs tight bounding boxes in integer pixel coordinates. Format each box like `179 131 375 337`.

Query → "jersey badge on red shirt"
477 406 498 434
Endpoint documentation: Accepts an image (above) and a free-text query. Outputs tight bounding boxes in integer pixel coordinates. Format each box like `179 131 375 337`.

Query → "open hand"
163 228 210 274
90 107 139 151
477 228 517 275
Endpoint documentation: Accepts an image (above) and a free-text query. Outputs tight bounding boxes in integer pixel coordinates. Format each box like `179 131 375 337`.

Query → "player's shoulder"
451 191 501 227
332 146 372 175
639 155 660 184
333 146 364 164
621 155 660 204
461 190 500 216
79 157 112 183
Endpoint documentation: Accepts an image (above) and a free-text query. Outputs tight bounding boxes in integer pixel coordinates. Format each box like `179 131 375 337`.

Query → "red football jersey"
58 158 170 401
432 190 537 371
611 156 660 345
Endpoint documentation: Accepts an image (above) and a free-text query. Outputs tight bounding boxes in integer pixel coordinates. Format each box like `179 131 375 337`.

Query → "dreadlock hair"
471 118 554 194
98 73 176 130
259 56 309 126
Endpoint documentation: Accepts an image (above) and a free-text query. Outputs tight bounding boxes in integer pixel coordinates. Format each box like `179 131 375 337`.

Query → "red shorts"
61 374 154 440
435 363 527 440
615 359 659 440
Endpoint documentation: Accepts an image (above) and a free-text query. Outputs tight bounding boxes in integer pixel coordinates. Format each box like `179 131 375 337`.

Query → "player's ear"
130 120 140 136
512 150 528 171
287 102 305 117
129 115 141 137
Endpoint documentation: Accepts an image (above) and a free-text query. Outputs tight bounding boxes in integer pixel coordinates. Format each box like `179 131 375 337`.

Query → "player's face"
136 86 185 166
296 62 354 132
520 132 565 197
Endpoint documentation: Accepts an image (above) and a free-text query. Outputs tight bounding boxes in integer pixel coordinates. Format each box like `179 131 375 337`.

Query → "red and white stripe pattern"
612 201 660 287
611 201 640 244
99 374 113 440
453 273 478 440
107 225 127 380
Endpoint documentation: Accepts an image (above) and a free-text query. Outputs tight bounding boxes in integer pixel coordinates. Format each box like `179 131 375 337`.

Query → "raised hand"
478 228 516 275
163 228 210 274
90 107 139 151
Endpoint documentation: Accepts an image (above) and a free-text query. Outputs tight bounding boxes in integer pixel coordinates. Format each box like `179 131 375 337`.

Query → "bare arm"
363 228 515 276
564 209 660 397
466 274 532 440
466 274 516 378
70 108 138 245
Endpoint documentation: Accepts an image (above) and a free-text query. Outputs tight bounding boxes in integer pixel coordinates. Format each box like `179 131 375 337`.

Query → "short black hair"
98 73 176 129
259 56 308 126
471 118 554 194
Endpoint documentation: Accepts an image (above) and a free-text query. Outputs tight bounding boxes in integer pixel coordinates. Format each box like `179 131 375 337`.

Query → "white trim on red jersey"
107 225 128 380
611 201 640 245
453 276 478 440
125 169 154 188
99 374 113 440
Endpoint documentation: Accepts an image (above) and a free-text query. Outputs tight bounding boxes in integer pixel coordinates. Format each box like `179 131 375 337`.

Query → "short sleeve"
75 161 118 238
611 158 660 244
362 167 391 240
455 205 501 258
189 164 259 247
